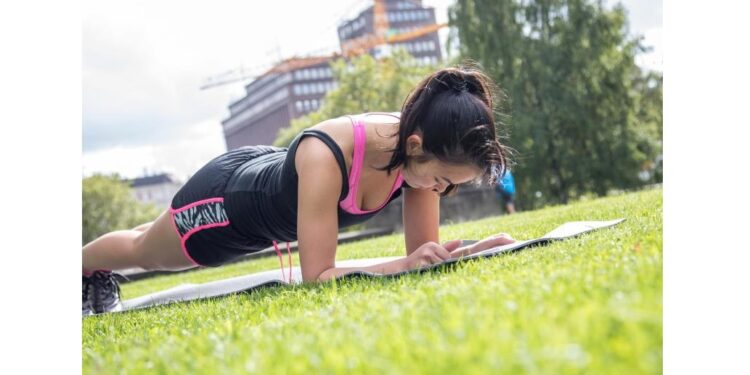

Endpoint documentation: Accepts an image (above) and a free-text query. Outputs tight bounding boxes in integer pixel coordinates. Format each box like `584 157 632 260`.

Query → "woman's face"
398 133 481 194
401 158 480 194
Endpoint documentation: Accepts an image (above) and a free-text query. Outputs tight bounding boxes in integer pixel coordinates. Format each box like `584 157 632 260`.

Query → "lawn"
83 188 662 374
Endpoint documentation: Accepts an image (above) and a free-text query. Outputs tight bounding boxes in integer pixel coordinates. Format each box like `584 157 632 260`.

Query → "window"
295 101 303 112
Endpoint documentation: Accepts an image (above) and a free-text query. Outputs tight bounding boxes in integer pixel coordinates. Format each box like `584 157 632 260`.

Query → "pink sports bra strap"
348 119 367 194
339 116 404 214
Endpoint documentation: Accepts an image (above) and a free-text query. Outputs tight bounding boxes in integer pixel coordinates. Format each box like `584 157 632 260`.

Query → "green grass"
83 188 662 374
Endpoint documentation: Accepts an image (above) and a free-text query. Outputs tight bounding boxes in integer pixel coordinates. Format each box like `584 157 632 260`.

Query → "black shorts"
169 146 279 267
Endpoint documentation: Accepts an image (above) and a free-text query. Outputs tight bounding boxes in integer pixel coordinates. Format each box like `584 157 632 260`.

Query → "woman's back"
223 115 404 244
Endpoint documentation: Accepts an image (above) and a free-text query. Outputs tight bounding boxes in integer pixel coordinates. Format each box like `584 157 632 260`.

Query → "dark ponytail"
378 62 511 196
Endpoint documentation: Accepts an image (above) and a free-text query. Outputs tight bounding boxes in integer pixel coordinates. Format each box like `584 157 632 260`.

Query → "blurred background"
82 0 662 243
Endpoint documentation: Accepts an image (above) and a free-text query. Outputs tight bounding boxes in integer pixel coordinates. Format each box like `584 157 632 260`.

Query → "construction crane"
200 0 447 90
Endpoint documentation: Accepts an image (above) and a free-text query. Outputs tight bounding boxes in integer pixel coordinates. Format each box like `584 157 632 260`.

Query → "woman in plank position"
82 65 516 315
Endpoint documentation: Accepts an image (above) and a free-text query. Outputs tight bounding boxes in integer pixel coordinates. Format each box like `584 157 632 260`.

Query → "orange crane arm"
386 23 447 43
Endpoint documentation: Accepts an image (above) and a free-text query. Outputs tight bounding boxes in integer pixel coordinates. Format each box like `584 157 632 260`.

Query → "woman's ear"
406 134 423 157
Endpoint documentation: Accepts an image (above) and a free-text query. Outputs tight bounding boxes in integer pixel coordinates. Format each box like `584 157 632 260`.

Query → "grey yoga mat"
115 218 625 314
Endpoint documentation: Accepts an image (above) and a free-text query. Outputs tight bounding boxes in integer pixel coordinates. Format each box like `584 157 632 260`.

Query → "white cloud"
82 118 226 181
636 27 663 72
81 0 355 152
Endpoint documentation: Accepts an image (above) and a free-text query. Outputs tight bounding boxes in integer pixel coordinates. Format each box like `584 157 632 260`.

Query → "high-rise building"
222 56 337 149
221 0 442 149
338 0 441 64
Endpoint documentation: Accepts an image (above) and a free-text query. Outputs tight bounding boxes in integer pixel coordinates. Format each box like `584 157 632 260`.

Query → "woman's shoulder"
308 112 400 130
361 112 401 122
301 112 401 158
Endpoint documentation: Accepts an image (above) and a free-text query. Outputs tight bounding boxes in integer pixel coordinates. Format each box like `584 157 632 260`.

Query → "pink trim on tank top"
339 117 404 215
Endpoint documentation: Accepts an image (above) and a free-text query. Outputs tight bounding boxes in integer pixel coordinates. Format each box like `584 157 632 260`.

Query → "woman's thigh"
133 210 197 271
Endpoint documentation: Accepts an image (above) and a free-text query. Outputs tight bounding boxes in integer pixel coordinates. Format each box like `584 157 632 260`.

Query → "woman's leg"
82 210 198 273
131 221 154 232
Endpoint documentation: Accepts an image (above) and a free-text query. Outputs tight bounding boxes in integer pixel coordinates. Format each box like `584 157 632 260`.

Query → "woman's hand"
401 240 462 271
449 233 516 258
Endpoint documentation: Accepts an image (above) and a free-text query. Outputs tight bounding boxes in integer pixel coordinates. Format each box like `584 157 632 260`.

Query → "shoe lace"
93 271 122 303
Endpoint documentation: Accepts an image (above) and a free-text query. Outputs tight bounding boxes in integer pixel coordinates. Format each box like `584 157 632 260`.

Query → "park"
82 0 663 374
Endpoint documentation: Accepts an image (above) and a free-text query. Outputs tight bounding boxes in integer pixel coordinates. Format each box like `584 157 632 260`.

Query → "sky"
82 0 662 181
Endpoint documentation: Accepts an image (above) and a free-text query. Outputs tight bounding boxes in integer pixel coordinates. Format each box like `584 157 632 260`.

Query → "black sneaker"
82 275 95 317
90 271 123 313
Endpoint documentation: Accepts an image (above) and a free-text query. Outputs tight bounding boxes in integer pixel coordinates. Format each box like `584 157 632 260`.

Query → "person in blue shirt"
495 169 516 214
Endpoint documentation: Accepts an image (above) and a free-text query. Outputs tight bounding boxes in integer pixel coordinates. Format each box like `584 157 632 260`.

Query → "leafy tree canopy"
450 0 662 207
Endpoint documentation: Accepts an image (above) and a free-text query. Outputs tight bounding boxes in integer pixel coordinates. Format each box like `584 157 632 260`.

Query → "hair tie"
453 80 468 93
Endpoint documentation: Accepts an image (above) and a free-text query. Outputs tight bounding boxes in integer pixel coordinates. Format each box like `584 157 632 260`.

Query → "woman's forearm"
316 257 406 282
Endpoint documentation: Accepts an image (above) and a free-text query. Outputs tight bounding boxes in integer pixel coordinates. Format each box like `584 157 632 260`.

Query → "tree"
273 48 435 147
450 0 662 207
82 174 161 244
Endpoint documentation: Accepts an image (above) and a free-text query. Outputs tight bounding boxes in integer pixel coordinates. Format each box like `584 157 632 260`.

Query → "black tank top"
223 129 403 242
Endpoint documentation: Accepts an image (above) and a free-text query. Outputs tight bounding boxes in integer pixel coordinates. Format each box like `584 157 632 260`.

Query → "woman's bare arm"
295 136 414 282
401 187 440 255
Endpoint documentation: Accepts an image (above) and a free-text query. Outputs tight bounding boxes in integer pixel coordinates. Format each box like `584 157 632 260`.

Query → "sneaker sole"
96 301 123 314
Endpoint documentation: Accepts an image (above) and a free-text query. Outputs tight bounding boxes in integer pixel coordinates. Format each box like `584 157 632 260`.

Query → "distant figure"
496 169 516 214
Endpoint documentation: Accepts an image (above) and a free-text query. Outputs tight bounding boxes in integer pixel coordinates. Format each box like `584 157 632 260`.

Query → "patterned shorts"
170 198 230 246
169 147 274 267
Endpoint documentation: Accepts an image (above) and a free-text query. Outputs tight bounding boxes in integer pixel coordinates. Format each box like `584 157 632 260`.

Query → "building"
128 173 183 209
222 56 338 149
221 0 442 149
337 0 441 65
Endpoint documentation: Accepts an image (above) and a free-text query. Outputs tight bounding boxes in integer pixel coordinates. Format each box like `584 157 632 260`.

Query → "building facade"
337 0 442 65
128 173 183 209
221 0 442 149
222 56 337 149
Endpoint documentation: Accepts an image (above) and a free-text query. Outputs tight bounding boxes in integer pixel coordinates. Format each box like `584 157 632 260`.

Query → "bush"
82 173 161 244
